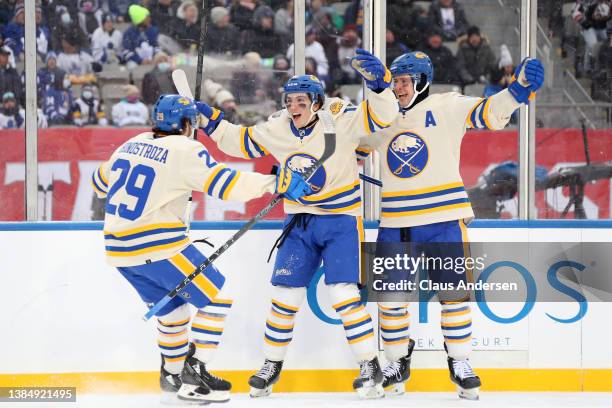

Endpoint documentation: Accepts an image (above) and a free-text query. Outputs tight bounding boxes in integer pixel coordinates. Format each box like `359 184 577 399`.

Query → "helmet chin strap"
401 80 430 109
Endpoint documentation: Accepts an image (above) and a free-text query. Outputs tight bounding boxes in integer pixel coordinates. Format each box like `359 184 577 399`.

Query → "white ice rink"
12 392 612 408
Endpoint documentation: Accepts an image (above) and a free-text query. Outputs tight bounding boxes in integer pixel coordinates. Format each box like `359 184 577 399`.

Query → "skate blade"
177 384 230 403
161 391 209 405
384 382 405 396
249 385 272 398
356 383 384 399
457 385 479 401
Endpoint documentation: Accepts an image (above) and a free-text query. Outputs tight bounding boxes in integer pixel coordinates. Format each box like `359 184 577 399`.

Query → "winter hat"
45 51 57 62
467 26 481 38
210 7 229 24
13 5 25 18
215 89 235 105
129 4 150 26
498 44 513 69
2 91 15 101
243 52 261 69
177 1 197 20
123 84 140 97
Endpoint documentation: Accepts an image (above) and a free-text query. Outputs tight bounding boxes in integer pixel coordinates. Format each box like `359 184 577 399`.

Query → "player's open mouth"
292 113 302 120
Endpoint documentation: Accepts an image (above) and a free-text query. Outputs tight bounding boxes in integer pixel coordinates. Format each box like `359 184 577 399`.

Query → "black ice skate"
248 359 283 398
160 363 184 405
382 338 416 396
353 356 384 399
177 343 231 403
447 356 481 400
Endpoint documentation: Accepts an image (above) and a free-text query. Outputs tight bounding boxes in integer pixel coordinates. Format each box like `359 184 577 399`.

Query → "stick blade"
172 69 194 99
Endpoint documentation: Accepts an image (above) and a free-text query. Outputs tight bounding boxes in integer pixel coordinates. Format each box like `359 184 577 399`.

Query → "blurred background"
0 0 610 222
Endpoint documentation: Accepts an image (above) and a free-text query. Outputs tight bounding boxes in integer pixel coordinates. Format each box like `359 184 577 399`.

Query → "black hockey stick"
184 0 207 235
194 0 207 101
144 113 337 320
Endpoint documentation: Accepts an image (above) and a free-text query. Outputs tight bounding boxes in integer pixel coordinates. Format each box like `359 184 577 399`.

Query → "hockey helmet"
282 75 325 107
390 51 434 90
153 94 198 132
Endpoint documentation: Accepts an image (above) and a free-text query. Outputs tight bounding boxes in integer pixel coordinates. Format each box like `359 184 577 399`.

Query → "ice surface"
13 392 612 408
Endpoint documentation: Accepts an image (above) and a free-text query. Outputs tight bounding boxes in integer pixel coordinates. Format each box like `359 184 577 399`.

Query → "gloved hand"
275 167 313 201
508 58 545 104
196 101 224 135
349 48 392 91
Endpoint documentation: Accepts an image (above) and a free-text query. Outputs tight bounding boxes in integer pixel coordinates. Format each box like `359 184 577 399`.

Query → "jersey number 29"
105 159 156 220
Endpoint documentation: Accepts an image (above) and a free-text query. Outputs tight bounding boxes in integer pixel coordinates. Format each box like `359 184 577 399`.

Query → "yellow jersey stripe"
300 180 360 202
381 202 472 218
103 222 186 237
382 182 465 198
106 237 189 256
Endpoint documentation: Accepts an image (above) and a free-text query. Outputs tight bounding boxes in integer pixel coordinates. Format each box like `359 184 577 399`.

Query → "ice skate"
448 356 481 400
248 359 283 398
353 357 384 399
177 344 231 403
382 338 415 395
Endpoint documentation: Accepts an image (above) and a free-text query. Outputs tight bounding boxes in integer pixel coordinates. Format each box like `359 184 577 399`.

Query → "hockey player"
91 94 312 404
361 51 544 400
196 49 398 398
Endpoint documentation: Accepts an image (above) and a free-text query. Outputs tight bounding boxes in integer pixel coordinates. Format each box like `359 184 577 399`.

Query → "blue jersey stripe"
381 186 466 202
218 170 237 199
104 227 186 241
208 168 232 196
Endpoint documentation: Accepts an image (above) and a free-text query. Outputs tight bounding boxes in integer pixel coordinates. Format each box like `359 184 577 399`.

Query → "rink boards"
1 220 611 393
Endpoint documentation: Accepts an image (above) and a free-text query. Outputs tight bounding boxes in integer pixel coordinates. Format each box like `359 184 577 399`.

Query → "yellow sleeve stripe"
367 102 391 128
239 127 250 159
98 164 108 185
361 101 372 134
210 108 221 120
382 182 465 198
90 179 105 195
203 165 226 194
221 170 240 200
481 97 493 130
465 98 484 129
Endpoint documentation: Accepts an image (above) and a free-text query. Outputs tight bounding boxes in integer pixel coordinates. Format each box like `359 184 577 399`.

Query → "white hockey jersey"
361 89 521 228
92 132 277 267
210 89 397 217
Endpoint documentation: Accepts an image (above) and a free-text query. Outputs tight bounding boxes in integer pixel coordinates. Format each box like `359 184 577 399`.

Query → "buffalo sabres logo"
178 97 191 105
285 153 326 195
386 131 428 178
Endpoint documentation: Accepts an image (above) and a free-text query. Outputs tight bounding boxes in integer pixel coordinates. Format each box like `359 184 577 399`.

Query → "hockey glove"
350 48 392 92
275 167 313 201
196 101 224 135
508 58 545 104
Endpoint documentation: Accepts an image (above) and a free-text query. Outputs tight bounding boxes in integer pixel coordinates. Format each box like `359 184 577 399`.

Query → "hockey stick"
194 0 207 101
172 69 197 233
143 112 337 320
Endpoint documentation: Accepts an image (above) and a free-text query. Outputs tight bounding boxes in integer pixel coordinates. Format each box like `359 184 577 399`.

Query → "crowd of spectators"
0 0 608 130
541 0 610 101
